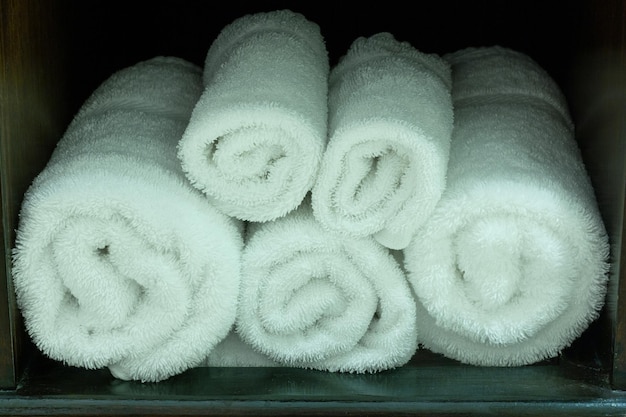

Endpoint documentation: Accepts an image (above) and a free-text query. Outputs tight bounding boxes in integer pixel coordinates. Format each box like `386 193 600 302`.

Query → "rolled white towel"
12 57 244 382
236 197 418 373
204 331 280 368
403 46 610 366
178 9 329 222
312 32 453 250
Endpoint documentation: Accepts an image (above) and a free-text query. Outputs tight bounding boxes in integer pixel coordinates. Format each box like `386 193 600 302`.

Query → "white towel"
403 46 610 366
236 197 418 373
204 331 280 368
311 32 453 250
178 9 329 222
11 57 244 382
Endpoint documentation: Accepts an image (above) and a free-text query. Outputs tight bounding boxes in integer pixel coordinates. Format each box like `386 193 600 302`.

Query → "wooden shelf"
2 349 626 416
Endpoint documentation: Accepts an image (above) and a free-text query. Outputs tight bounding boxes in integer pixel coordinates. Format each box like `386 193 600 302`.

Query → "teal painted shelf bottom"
2 348 626 416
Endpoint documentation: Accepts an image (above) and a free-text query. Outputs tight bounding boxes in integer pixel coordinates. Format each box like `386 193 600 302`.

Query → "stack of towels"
12 9 610 382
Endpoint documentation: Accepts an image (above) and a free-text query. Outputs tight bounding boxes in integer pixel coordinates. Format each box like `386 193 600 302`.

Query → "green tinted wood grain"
569 0 626 389
1 352 625 416
0 0 70 389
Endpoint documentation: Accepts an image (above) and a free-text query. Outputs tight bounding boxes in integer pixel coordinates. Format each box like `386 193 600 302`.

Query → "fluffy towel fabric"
236 198 418 372
204 331 280 367
12 57 243 382
312 32 453 250
178 9 329 222
403 46 610 366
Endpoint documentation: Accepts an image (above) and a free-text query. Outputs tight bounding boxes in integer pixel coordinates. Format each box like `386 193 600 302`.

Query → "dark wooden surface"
0 0 71 389
0 350 624 416
568 0 626 389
